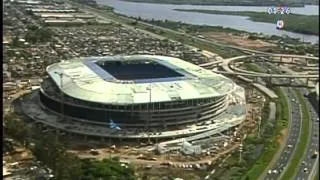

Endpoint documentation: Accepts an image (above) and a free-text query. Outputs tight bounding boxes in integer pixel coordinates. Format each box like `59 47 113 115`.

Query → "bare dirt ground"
68 142 240 166
200 32 276 49
277 128 289 145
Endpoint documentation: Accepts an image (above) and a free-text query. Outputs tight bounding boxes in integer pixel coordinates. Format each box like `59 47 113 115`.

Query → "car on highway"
273 170 278 174
312 150 318 158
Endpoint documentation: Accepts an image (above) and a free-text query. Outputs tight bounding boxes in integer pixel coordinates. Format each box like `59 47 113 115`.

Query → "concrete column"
267 77 272 85
100 137 105 142
38 123 43 130
280 56 283 62
306 78 309 86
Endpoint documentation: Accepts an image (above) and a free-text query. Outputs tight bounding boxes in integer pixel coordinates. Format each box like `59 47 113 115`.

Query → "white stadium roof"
46 55 236 105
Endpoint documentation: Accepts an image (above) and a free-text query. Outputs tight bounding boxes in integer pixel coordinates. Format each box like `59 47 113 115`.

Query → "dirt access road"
200 32 276 49
69 143 240 167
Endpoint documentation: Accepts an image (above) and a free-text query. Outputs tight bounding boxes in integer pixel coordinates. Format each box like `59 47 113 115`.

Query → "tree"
263 122 274 138
4 113 29 145
25 27 53 44
80 158 135 180
11 36 20 47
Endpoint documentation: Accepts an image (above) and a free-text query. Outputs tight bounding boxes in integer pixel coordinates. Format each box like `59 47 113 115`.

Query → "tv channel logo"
276 20 284 29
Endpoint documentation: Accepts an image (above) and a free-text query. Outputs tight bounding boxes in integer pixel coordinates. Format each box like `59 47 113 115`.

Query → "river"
96 0 319 44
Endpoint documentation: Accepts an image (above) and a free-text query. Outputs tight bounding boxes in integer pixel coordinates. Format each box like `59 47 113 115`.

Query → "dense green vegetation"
243 63 265 73
281 90 311 179
140 19 247 34
209 85 289 179
70 1 242 58
4 112 136 180
212 86 285 180
122 0 318 6
243 87 289 179
102 15 245 58
25 25 54 44
315 171 319 180
139 19 319 56
74 2 319 57
4 113 30 146
175 9 319 35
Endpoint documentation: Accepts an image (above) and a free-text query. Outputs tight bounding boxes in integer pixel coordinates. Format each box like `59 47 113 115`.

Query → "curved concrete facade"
21 55 246 140
40 78 229 128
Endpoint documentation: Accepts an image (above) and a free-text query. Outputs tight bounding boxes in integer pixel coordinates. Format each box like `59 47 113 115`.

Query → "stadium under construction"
20 55 246 146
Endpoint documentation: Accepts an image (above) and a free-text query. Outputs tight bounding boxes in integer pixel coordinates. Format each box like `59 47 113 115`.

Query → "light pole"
147 83 152 143
258 116 261 138
54 72 64 122
239 136 243 164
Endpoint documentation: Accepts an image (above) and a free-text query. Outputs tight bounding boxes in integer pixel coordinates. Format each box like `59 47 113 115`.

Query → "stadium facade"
21 55 246 140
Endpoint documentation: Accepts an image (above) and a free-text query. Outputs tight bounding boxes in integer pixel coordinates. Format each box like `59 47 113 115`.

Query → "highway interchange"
261 63 304 180
217 53 319 179
14 1 320 179
68 2 320 179
219 54 319 179
239 61 319 180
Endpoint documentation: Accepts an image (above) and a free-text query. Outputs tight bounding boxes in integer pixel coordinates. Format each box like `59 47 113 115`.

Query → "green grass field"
243 63 265 73
175 9 319 35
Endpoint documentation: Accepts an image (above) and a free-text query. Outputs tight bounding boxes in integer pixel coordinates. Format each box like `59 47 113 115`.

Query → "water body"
97 0 319 44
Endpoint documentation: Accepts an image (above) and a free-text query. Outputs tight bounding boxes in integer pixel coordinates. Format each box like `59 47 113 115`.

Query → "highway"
254 62 303 180
65 3 319 178
18 2 319 178
265 88 302 180
218 55 319 80
294 89 319 180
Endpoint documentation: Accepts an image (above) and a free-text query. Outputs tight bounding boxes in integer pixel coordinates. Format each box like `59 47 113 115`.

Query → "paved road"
75 143 239 167
262 65 302 180
218 55 319 79
294 88 319 180
56 3 320 178
15 2 319 178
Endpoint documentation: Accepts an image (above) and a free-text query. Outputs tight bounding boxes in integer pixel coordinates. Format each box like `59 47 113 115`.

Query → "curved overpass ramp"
218 55 319 80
